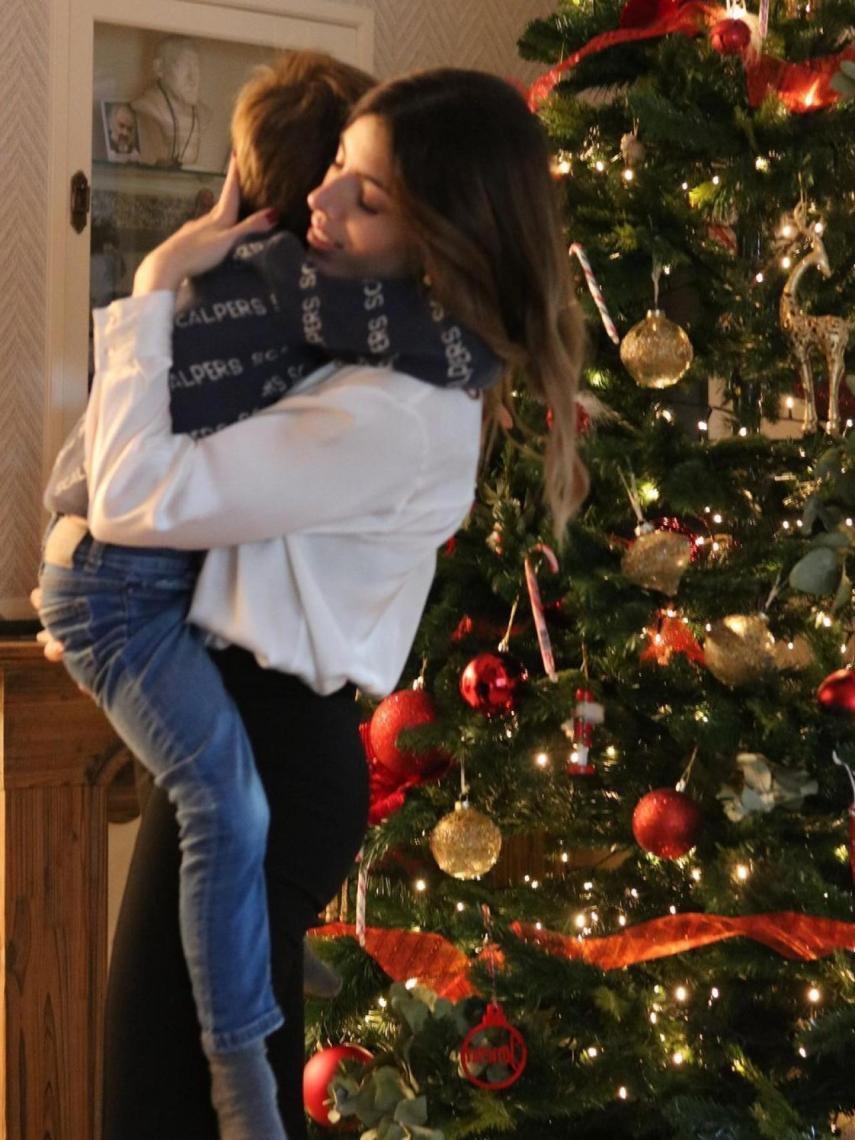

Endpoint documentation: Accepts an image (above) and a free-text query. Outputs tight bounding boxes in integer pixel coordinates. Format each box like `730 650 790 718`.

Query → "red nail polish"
265 208 279 223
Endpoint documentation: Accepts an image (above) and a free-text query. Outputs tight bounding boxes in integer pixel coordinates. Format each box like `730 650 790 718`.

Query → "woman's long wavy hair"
347 68 588 540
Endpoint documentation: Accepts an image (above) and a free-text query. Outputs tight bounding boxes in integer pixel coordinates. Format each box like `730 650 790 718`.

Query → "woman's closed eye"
358 191 380 216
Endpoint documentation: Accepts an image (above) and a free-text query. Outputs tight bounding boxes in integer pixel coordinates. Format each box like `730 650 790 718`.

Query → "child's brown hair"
232 50 375 236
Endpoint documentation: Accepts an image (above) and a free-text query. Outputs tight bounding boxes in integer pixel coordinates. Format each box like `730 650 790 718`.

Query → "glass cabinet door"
48 0 372 455
89 25 277 315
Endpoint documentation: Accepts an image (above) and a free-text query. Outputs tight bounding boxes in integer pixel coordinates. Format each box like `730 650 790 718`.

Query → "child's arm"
183 229 501 395
256 233 502 392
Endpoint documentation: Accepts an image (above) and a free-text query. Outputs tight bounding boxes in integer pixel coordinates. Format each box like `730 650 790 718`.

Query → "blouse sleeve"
85 293 427 549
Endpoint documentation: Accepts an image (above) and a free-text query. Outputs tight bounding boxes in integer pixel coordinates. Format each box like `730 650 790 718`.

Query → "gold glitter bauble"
430 802 502 880
773 634 814 672
622 530 692 595
619 309 694 389
704 614 776 687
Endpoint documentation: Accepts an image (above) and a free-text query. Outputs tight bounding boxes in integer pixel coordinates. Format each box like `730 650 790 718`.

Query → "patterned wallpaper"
0 0 555 619
357 0 556 82
0 0 50 619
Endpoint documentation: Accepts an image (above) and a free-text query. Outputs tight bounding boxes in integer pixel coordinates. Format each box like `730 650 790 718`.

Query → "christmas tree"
304 3 855 1137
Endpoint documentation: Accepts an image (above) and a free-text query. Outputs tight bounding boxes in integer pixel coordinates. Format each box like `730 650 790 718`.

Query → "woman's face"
306 115 419 279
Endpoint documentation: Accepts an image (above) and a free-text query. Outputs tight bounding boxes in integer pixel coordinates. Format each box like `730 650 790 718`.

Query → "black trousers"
102 646 369 1140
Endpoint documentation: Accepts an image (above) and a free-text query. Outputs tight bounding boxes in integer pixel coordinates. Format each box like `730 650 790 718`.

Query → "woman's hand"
133 156 278 295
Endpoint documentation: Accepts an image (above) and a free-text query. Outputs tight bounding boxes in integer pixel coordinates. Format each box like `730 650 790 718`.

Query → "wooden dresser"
0 641 122 1140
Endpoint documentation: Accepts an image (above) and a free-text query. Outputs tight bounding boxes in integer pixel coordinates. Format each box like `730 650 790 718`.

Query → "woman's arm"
85 295 427 549
85 157 428 549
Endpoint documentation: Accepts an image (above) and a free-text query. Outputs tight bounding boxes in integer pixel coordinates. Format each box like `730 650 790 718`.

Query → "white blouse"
85 291 482 696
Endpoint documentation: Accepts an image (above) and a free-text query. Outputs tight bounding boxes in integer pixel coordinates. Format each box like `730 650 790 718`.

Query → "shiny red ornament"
368 689 444 780
460 1001 527 1089
546 403 590 435
460 652 528 716
817 668 855 716
710 17 751 56
303 1043 373 1127
632 788 702 858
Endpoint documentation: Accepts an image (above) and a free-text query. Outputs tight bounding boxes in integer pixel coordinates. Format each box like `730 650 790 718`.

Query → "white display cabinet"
45 0 373 469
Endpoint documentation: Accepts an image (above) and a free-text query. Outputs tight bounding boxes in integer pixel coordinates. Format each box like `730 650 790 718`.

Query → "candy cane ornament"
355 849 371 945
569 242 621 345
523 543 560 682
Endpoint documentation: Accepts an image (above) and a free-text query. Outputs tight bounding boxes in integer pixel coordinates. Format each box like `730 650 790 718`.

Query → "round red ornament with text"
303 1043 373 1127
460 1002 527 1090
632 788 702 858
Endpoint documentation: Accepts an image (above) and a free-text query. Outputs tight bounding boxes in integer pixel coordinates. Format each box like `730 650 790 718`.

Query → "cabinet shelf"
92 157 226 194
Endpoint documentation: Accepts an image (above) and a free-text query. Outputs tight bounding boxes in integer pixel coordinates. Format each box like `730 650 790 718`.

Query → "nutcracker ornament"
563 687 605 775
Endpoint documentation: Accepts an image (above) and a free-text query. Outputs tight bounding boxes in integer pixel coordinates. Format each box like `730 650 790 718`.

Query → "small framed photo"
101 101 142 163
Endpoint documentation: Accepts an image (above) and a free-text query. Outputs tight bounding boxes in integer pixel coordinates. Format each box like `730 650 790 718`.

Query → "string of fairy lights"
367 841 835 1096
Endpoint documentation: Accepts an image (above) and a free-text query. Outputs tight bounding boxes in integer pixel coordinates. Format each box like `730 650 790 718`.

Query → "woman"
92 68 587 1138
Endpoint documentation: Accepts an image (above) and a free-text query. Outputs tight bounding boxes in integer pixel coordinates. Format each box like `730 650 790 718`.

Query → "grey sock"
208 1041 287 1140
303 939 343 998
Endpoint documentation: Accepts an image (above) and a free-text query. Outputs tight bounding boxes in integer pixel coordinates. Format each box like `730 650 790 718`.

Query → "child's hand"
133 156 277 295
30 587 65 663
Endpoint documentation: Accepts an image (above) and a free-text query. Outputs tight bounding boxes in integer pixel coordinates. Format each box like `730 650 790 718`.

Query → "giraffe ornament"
779 202 850 435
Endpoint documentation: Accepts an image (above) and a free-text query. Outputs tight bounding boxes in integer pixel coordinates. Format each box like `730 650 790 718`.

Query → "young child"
39 52 499 1140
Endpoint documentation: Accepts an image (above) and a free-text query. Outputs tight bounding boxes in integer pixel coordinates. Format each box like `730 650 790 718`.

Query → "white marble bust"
132 37 211 167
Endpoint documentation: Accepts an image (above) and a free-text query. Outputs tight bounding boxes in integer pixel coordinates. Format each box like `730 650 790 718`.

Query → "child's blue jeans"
38 518 283 1056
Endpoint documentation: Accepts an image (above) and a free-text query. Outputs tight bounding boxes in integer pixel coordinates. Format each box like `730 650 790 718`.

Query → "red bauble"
546 403 590 435
368 689 443 780
710 17 751 55
817 668 855 716
632 788 703 858
303 1043 373 1127
459 653 528 716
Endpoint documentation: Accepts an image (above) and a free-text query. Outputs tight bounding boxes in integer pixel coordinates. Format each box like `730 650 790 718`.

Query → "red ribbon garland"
527 1 723 109
313 911 854 1000
526 1 855 114
315 921 477 1000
